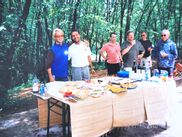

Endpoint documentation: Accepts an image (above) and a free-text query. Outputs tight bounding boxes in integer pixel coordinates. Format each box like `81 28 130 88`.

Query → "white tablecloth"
46 80 176 137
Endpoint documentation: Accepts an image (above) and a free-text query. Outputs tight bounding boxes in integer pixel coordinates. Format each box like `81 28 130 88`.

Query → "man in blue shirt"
152 29 178 77
46 28 69 81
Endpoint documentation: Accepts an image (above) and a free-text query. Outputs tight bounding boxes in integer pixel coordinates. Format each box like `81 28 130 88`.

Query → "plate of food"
120 82 138 89
107 85 127 93
89 89 106 98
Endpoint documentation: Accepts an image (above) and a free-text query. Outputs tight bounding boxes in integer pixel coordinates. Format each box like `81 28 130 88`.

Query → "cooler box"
117 71 129 78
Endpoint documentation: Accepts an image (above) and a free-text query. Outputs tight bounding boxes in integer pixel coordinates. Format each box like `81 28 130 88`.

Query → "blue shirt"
51 43 69 79
152 39 178 68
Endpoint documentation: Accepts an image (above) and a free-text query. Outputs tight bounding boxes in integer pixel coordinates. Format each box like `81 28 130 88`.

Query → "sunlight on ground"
0 119 20 129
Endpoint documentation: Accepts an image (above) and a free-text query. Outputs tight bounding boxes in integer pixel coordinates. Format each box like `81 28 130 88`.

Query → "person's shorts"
106 63 120 75
158 67 174 76
71 66 90 81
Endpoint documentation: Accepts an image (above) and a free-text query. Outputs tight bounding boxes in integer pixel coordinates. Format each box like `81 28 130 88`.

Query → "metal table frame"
46 98 71 137
30 92 71 137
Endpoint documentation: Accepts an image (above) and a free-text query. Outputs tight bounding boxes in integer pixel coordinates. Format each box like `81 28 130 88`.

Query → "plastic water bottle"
32 76 39 93
153 69 159 77
145 61 151 81
160 70 168 82
39 83 45 96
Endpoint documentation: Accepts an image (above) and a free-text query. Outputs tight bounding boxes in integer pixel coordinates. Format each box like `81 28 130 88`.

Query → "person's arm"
86 45 95 74
119 52 123 62
88 56 94 70
47 68 55 82
138 51 145 59
151 42 159 60
172 43 178 59
137 41 145 59
46 50 55 82
100 49 107 61
165 42 178 59
121 44 133 56
147 41 153 52
88 55 96 74
117 44 123 62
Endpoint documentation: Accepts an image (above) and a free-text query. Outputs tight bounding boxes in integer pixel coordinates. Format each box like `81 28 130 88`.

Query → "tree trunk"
145 0 158 30
120 0 127 45
134 1 150 33
6 0 32 88
124 0 133 40
167 0 173 27
111 1 118 24
72 0 80 31
0 1 3 24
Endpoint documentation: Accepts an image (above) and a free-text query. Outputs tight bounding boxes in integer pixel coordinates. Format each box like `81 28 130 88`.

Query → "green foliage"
7 74 34 96
93 61 106 70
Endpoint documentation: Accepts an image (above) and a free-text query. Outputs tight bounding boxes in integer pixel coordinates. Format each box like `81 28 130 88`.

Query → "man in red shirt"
100 32 123 76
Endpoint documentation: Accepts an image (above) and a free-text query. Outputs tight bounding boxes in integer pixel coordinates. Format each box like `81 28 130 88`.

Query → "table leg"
47 99 50 137
67 105 71 137
62 103 66 137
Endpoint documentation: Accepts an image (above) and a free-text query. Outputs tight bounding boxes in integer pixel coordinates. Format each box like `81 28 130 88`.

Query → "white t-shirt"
68 41 92 67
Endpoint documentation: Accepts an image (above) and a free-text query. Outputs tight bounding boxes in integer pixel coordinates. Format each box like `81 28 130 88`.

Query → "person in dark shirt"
121 30 145 68
139 31 153 68
46 28 69 82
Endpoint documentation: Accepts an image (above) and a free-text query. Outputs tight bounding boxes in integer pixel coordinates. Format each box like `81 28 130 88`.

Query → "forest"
0 0 181 96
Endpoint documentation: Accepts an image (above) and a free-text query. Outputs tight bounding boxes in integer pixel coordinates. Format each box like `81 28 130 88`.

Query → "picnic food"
120 82 137 89
107 85 127 93
73 89 89 99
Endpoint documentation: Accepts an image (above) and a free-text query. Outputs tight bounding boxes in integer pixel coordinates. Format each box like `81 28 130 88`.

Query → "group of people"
46 28 95 82
100 29 178 77
46 28 178 82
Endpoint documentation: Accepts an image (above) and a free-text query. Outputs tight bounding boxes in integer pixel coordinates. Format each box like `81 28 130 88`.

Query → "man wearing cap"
152 29 178 77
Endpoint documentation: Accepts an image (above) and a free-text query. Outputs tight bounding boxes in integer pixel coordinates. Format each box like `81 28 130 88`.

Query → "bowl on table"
117 71 129 78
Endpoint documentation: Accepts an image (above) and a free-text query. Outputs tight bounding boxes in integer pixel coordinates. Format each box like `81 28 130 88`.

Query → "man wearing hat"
152 29 178 77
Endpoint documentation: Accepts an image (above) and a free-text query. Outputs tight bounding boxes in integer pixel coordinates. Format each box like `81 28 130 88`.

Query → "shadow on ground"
0 108 167 137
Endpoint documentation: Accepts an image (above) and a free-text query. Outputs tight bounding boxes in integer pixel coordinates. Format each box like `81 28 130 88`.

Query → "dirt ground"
0 73 182 137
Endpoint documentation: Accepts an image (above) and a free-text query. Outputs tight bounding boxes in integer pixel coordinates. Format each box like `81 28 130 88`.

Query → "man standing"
139 31 153 67
121 30 145 68
152 29 178 77
46 28 69 82
68 30 95 81
100 32 122 76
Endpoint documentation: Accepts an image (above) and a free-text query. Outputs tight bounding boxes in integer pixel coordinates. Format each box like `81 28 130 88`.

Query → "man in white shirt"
68 30 94 81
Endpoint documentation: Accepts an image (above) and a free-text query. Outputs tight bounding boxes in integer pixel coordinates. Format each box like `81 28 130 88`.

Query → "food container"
117 71 129 78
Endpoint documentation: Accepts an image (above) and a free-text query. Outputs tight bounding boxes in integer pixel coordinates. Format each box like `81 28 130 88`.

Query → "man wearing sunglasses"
152 29 178 77
139 31 153 68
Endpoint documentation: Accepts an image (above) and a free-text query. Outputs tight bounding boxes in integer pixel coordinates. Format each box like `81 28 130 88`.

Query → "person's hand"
83 40 89 47
91 69 96 74
129 44 133 48
138 54 143 60
120 59 123 64
160 51 168 58
104 57 108 61
148 47 152 52
49 76 55 82
131 40 136 45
